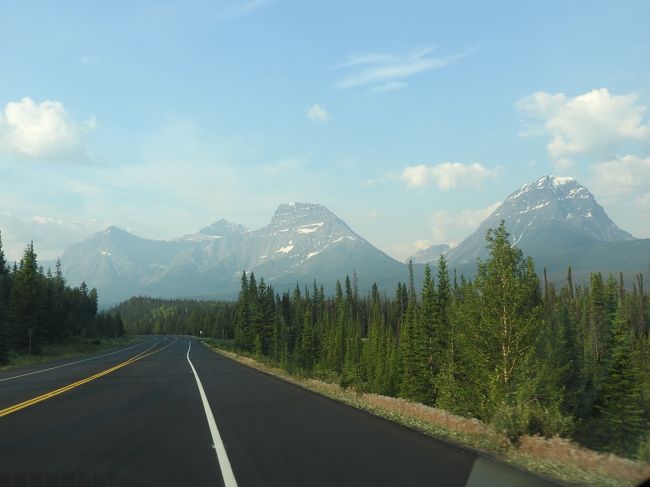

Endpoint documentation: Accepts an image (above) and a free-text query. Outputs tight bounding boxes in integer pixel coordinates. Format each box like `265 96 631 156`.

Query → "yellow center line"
0 337 179 418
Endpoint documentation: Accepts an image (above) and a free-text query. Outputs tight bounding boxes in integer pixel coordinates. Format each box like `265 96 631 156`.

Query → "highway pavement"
0 336 560 486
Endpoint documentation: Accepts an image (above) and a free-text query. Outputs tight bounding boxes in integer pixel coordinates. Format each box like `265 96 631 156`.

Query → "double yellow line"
0 337 178 418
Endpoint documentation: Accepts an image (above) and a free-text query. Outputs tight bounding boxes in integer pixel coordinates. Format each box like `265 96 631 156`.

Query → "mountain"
62 203 407 304
63 178 650 304
407 242 457 264
445 175 636 266
404 175 649 286
441 175 650 286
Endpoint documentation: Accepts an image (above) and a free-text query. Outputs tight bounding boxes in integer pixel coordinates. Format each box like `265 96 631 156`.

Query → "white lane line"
0 338 156 383
186 340 238 487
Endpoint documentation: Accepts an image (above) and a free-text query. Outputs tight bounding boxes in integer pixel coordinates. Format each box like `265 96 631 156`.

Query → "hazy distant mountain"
62 177 650 304
406 242 457 264
446 175 636 266
62 203 406 304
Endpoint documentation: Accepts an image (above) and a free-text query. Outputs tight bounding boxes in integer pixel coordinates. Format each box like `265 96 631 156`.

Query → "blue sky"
2 0 650 261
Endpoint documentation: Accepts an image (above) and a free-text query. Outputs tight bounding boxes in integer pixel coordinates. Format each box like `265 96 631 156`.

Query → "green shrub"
492 403 530 444
492 402 572 444
638 433 650 463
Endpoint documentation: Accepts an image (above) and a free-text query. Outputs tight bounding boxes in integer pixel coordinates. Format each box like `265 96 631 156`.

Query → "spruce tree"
0 231 7 363
435 255 452 348
10 242 45 354
593 302 646 456
234 272 249 351
0 230 7 275
363 284 382 388
457 223 541 419
297 309 317 371
420 264 437 401
256 279 274 355
399 261 429 402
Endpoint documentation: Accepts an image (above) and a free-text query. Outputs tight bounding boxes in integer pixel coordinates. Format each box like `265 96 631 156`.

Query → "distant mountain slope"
62 203 407 304
445 175 636 266
407 243 457 264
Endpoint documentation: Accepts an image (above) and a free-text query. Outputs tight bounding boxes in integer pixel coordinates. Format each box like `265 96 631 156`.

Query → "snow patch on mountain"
551 176 575 187
276 241 295 253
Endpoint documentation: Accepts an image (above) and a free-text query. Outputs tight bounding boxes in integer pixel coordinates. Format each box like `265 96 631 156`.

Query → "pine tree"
10 242 45 354
588 272 607 368
363 283 382 388
234 272 250 351
420 264 437 402
0 231 8 363
0 230 7 275
436 256 452 342
593 302 646 455
399 261 429 402
297 310 317 371
253 333 263 358
456 223 541 419
342 319 362 389
255 279 274 355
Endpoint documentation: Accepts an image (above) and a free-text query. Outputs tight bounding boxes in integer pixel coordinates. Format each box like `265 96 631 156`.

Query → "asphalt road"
0 336 560 487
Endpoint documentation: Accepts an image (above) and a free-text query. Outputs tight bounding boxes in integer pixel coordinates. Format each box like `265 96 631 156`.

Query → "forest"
0 231 125 364
114 223 650 460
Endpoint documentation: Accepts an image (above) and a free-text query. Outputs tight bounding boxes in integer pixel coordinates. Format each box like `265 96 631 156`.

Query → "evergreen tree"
256 279 275 354
363 283 382 388
234 272 250 351
456 223 541 419
420 264 437 402
399 261 429 402
592 302 646 455
342 319 362 389
0 230 7 275
297 310 317 371
10 242 45 353
0 231 8 363
435 255 452 353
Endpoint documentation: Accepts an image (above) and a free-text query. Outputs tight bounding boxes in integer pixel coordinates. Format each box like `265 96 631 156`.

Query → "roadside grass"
202 340 650 487
0 335 143 371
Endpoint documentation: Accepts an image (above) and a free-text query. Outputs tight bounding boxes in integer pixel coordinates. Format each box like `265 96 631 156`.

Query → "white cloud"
517 88 650 165
429 202 501 243
591 154 650 197
307 104 329 122
401 162 498 189
336 47 469 93
0 97 94 159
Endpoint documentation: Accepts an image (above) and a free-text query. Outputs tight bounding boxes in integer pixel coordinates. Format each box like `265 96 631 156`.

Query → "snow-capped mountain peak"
256 202 365 270
445 174 635 265
270 202 335 228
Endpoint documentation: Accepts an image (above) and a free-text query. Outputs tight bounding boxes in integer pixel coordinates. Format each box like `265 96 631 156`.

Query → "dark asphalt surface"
0 336 560 487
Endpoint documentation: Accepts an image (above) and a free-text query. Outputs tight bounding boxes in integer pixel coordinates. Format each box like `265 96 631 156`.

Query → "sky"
1 0 650 262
